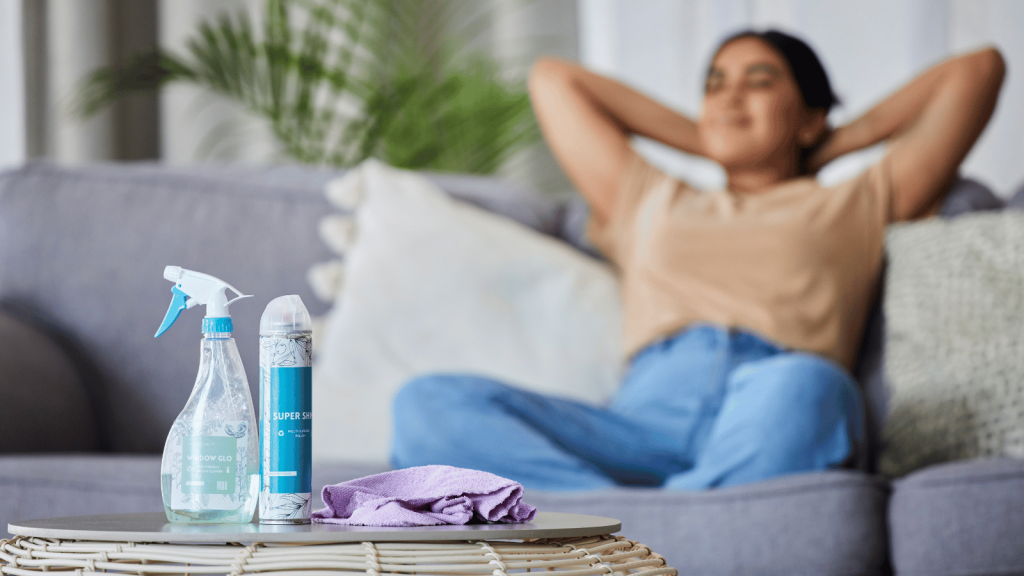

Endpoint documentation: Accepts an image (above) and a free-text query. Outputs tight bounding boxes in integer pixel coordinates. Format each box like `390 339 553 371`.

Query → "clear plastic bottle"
161 330 259 523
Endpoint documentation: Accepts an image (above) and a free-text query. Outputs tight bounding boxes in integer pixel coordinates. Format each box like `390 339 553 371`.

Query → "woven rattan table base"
0 534 678 576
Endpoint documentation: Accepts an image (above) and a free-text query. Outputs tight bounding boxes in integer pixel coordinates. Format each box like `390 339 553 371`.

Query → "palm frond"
74 50 195 117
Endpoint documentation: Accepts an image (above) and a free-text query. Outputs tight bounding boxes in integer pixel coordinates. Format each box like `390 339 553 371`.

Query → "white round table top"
8 511 621 544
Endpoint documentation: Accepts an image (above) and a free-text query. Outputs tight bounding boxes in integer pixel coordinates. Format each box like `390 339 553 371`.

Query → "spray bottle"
155 266 259 523
258 295 313 524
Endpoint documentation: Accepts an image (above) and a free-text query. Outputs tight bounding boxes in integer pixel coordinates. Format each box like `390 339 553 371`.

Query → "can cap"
260 295 312 336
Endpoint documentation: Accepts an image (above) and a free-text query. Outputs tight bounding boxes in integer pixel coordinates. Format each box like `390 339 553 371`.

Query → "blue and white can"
258 295 313 524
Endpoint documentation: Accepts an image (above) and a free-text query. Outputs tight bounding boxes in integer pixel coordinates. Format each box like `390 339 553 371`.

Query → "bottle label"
181 435 237 495
170 421 249 511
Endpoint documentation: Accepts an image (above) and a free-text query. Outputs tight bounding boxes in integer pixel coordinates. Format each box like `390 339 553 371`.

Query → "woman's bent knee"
731 354 860 416
725 353 864 465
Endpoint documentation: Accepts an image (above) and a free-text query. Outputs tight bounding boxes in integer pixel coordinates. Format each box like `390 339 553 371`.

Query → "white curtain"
579 0 1024 197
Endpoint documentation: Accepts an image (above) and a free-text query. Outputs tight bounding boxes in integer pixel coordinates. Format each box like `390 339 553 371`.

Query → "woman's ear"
798 109 829 148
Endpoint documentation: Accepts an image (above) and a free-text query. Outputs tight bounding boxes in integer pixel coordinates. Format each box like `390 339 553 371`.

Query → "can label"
259 335 312 522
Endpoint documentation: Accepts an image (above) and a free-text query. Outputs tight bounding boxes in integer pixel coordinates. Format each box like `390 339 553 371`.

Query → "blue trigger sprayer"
155 266 259 523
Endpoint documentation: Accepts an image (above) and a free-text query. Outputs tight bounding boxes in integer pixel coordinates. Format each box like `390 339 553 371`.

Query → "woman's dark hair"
712 29 840 113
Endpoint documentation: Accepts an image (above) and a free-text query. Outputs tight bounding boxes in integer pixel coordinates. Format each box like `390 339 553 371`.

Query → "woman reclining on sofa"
390 30 1005 490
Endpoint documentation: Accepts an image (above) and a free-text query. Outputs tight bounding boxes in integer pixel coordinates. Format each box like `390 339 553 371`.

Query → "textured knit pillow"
308 160 623 465
880 211 1024 476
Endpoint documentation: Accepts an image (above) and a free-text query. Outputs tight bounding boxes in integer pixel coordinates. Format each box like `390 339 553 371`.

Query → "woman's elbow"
966 47 1006 87
979 47 1006 80
990 48 1006 87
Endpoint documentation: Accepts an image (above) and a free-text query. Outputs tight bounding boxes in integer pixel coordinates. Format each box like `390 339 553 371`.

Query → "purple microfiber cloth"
311 465 538 526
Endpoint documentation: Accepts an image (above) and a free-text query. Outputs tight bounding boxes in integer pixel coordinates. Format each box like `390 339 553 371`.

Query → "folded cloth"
312 465 538 526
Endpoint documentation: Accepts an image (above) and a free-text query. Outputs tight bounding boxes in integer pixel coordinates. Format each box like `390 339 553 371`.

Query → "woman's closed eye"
746 73 775 88
745 64 781 89
705 64 780 94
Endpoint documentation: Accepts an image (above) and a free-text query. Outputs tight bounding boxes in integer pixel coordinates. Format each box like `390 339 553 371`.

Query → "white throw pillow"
311 160 623 465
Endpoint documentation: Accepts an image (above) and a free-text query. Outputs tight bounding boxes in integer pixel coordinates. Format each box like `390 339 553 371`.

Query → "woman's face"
698 37 821 173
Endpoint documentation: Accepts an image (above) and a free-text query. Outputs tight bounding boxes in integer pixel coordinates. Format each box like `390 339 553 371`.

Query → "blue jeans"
391 324 864 490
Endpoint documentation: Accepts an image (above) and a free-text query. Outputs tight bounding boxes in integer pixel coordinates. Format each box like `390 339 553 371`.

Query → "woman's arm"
528 57 703 222
808 47 1005 221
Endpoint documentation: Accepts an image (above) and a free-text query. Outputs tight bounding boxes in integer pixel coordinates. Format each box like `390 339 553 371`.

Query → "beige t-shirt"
590 152 894 370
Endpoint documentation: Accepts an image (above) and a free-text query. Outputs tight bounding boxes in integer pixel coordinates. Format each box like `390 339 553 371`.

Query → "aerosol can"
155 266 259 523
258 295 313 524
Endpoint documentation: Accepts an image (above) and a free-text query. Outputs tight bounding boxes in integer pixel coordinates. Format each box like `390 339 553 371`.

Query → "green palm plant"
76 0 540 174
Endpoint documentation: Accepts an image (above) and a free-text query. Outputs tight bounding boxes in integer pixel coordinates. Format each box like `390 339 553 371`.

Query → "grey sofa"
0 162 1021 576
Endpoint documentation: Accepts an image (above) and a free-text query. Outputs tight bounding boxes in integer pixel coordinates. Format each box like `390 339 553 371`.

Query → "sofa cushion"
528 470 890 576
0 309 99 453
888 458 1024 576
